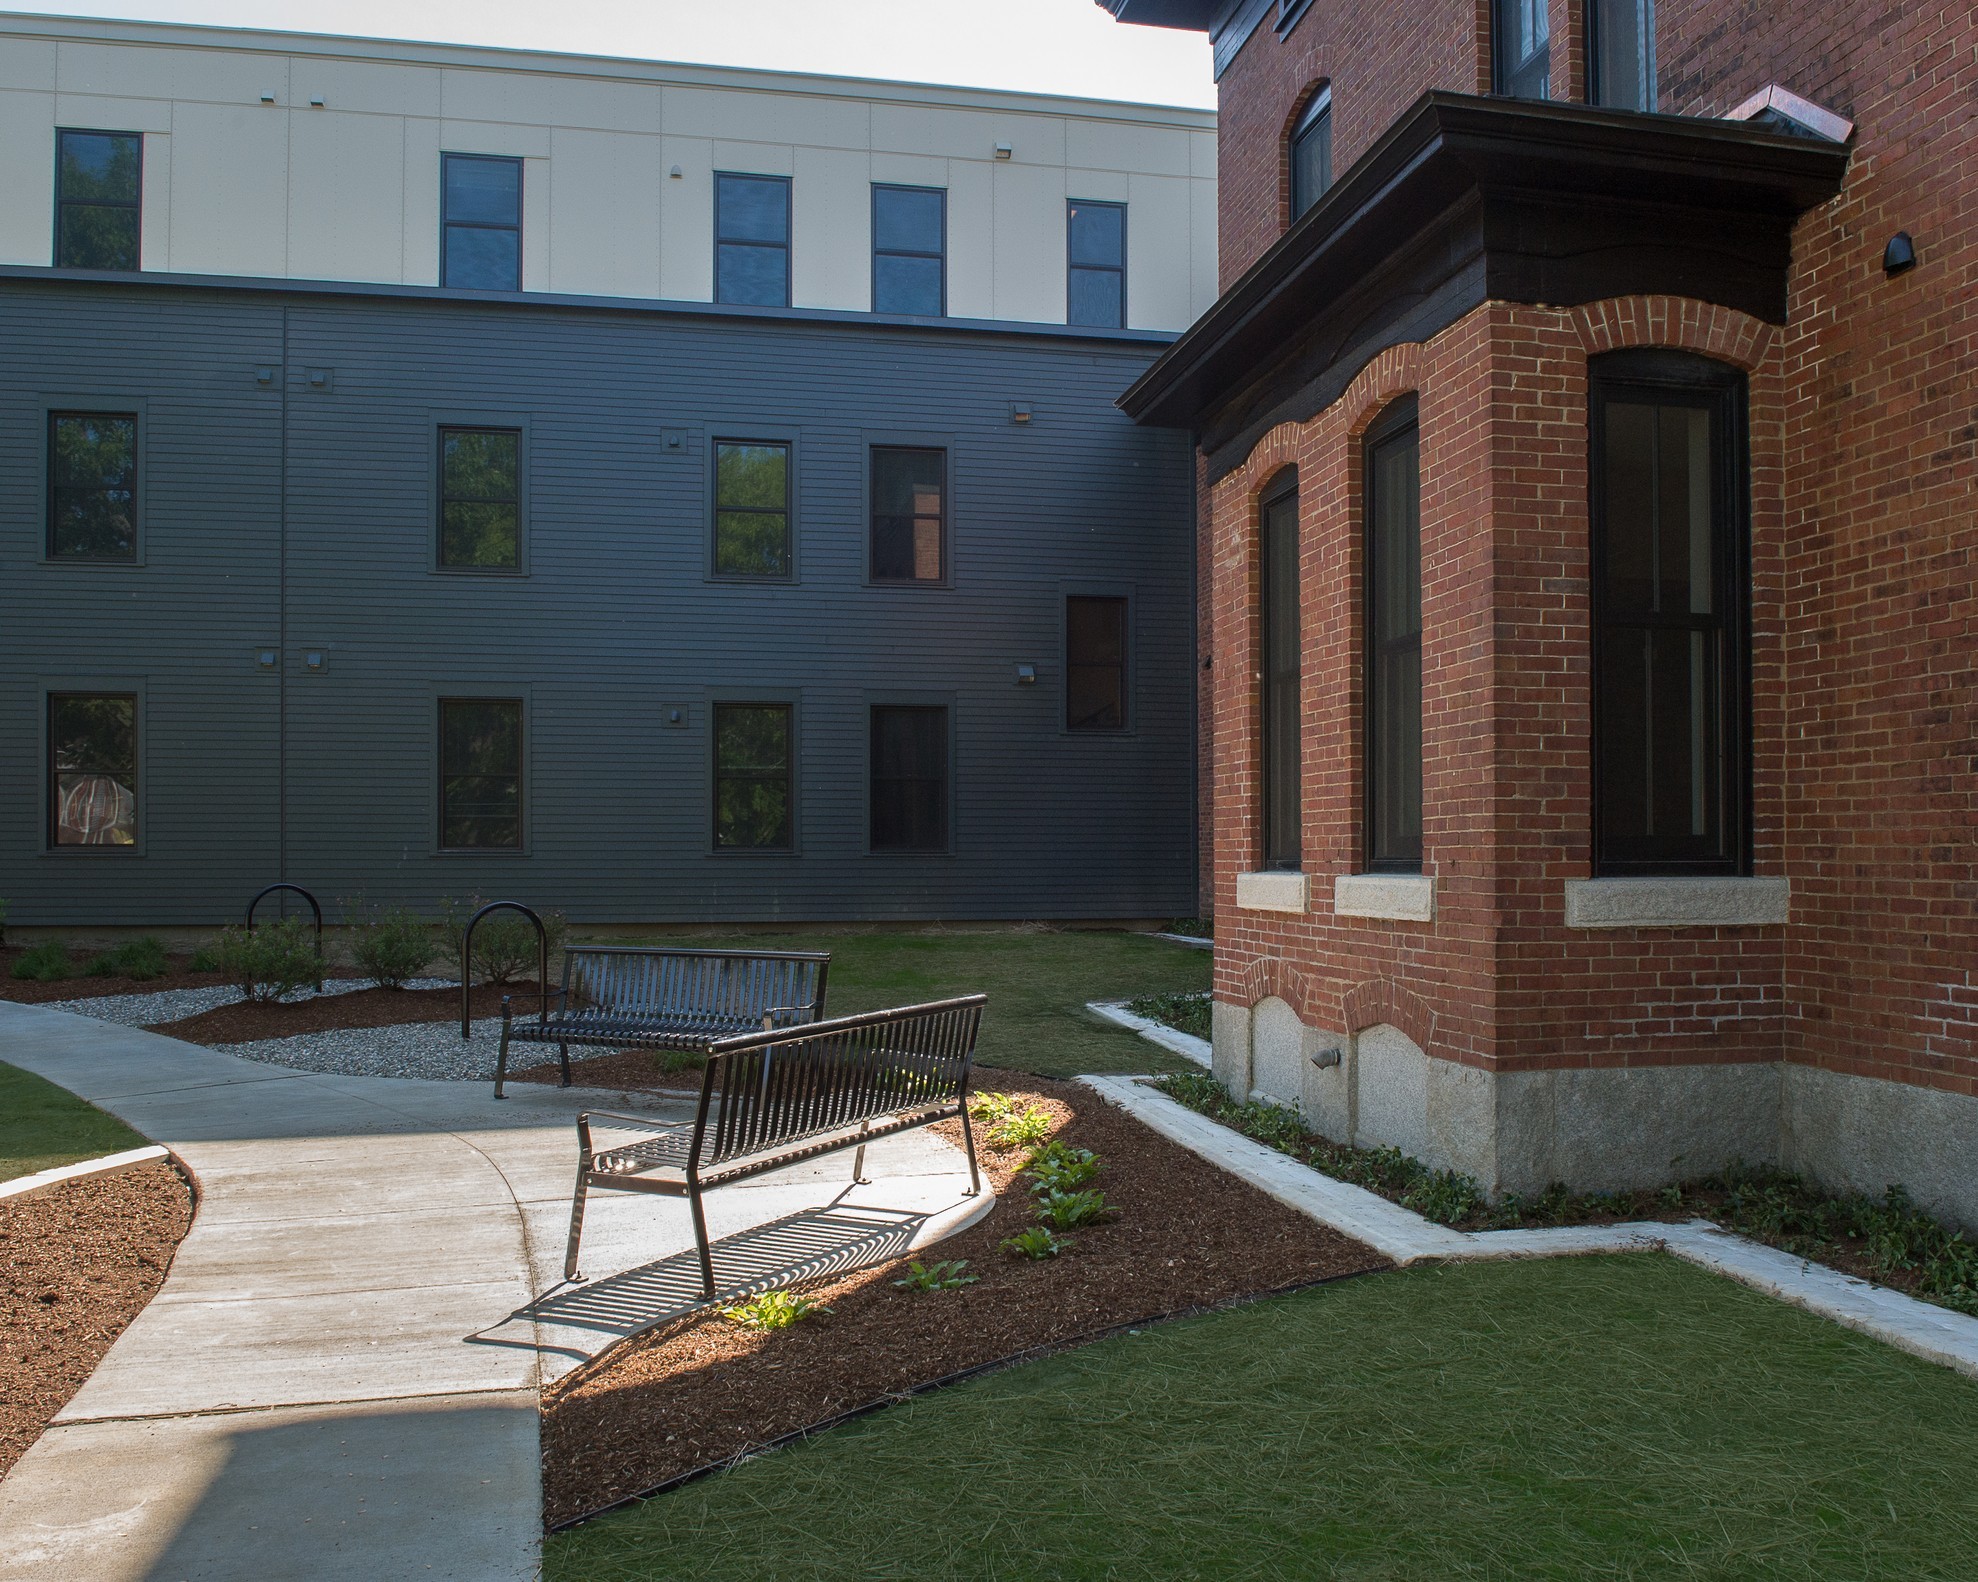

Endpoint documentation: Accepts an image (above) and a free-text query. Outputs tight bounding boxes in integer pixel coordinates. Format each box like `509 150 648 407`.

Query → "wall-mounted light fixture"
669 165 683 179
993 143 1012 160
256 649 277 669
259 93 276 104
1009 401 1032 425
1014 664 1037 685
308 96 325 108
254 366 275 386
304 651 326 671
1883 231 1917 276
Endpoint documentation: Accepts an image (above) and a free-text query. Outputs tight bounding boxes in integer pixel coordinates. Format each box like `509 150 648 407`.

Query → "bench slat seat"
563 994 986 1298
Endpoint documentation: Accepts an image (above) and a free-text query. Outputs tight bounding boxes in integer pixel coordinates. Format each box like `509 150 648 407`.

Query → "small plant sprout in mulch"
1001 1226 1072 1260
1123 989 1210 1041
1153 1070 1978 1317
722 1291 831 1331
893 1260 977 1293
1023 1141 1102 1194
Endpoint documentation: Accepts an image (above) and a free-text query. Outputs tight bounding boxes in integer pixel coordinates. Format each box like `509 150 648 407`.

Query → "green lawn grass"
547 1254 1978 1581
608 928 1209 1077
0 1060 148 1179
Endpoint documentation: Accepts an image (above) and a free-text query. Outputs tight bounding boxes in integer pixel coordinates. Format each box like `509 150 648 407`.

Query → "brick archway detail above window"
1232 423 1303 509
1230 955 1324 1027
1571 296 1777 372
1340 976 1439 1055
1336 342 1426 440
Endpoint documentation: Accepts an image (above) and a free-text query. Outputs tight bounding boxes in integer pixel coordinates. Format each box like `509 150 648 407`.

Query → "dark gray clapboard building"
0 20 1216 926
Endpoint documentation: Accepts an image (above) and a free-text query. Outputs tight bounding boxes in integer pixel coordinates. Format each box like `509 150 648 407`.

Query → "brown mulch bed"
0 947 231 1005
508 1045 698 1089
539 1067 1389 1529
0 1160 194 1477
144 982 553 1045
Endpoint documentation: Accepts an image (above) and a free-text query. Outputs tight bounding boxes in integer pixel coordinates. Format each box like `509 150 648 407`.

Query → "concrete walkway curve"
0 1001 989 1580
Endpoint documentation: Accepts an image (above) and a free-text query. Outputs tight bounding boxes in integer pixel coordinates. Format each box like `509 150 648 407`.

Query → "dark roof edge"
0 264 1180 350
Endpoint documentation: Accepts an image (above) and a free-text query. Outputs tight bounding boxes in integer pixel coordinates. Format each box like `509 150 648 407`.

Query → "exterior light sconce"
1009 401 1032 425
1883 231 1916 276
309 97 325 109
254 366 275 386
669 165 683 179
1311 1045 1343 1070
304 651 326 671
1015 664 1038 685
256 649 277 669
663 704 687 727
994 143 1012 160
259 93 276 104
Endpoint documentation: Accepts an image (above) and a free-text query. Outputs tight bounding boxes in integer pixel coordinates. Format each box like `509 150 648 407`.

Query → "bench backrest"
693 994 985 1171
563 947 829 1024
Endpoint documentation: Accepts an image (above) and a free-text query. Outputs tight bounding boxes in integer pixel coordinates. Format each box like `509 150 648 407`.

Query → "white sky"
7 1 1218 108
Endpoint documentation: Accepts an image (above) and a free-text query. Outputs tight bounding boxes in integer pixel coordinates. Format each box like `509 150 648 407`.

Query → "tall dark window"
715 174 791 307
872 185 945 316
439 698 523 850
1289 87 1332 220
1591 352 1747 875
1492 0 1552 99
1588 0 1656 112
713 441 791 578
1067 200 1126 329
713 703 793 850
442 154 522 291
55 130 141 270
48 694 137 848
47 412 137 561
438 428 521 570
870 447 946 583
1260 477 1301 869
870 705 949 853
1365 398 1423 872
1066 596 1128 731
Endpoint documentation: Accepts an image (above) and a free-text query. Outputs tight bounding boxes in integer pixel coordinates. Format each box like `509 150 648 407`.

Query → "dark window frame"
710 697 799 854
866 441 951 588
1586 0 1657 112
1289 85 1333 221
1066 198 1127 330
1589 349 1750 877
434 420 527 574
871 183 947 318
440 152 523 292
1064 591 1133 733
713 172 793 309
44 688 142 854
1363 395 1424 875
866 697 955 856
1492 0 1553 99
44 405 142 565
1259 470 1302 871
436 693 527 854
708 436 796 582
54 128 142 272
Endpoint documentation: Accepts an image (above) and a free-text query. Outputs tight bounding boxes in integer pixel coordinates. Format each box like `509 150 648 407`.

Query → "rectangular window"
48 693 137 848
1493 0 1552 99
1365 399 1423 872
439 698 523 850
1591 353 1746 874
713 440 791 578
55 130 141 271
1066 596 1128 731
1588 0 1656 112
872 184 945 316
715 173 791 307
1067 200 1126 329
1260 480 1302 869
47 411 138 561
438 427 521 570
870 705 949 853
713 703 793 850
442 153 522 291
870 446 946 583
1290 89 1332 219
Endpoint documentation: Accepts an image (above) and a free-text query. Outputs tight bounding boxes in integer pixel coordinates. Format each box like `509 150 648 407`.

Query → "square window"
870 447 946 583
49 693 137 847
442 154 522 291
48 412 137 561
55 130 141 271
1066 596 1128 730
870 705 949 853
713 441 791 578
872 185 945 316
438 427 521 570
439 698 523 849
715 174 791 307
713 702 793 850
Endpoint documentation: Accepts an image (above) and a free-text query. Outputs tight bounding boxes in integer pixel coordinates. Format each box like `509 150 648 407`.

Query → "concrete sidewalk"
0 1000 988 1580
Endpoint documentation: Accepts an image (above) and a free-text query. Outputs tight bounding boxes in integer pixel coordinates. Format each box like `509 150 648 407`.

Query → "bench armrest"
761 1003 818 1029
500 986 569 1022
577 1108 696 1135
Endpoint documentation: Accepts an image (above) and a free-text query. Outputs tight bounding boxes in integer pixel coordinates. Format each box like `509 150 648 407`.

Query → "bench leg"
494 1022 511 1100
563 1170 590 1283
558 1041 572 1088
689 1187 716 1302
959 1105 982 1197
852 1120 871 1186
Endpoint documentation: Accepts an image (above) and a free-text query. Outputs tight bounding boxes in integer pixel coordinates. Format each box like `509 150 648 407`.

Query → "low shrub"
346 903 438 989
187 941 222 972
1001 1226 1071 1260
722 1290 830 1331
439 896 569 986
83 936 170 980
1034 1188 1113 1231
1023 1142 1102 1195
892 1259 977 1293
213 918 324 1003
11 940 73 982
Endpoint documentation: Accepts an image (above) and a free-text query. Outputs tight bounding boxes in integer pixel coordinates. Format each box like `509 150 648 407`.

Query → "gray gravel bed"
223 1017 509 1082
44 976 456 1029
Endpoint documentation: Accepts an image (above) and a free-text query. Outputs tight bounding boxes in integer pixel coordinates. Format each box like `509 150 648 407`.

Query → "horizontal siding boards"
0 279 1195 924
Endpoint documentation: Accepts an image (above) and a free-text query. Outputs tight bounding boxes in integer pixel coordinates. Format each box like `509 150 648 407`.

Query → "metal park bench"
562 994 987 1298
492 945 831 1098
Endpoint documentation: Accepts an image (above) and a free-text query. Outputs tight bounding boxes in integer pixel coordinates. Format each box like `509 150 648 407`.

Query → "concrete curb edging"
0 1145 171 1203
1081 1073 1978 1382
1150 932 1213 952
1087 1001 1212 1068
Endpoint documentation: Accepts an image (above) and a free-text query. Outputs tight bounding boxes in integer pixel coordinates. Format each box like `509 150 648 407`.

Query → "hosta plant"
722 1290 830 1331
892 1259 977 1293
1034 1188 1113 1231
1001 1226 1072 1260
1023 1142 1102 1195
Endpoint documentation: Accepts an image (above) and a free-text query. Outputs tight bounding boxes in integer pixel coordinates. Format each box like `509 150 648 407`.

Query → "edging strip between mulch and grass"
1087 1000 1211 1068
0 1145 170 1203
1081 1073 1978 1383
545 1263 1385 1535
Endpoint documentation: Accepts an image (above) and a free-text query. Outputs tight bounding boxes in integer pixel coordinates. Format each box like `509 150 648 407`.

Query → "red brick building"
1103 0 1976 1225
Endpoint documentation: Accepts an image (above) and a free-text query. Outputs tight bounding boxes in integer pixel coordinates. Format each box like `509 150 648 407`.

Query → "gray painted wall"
0 277 1196 925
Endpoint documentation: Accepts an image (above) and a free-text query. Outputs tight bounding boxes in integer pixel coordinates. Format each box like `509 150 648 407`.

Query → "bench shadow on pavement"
471 1200 931 1363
